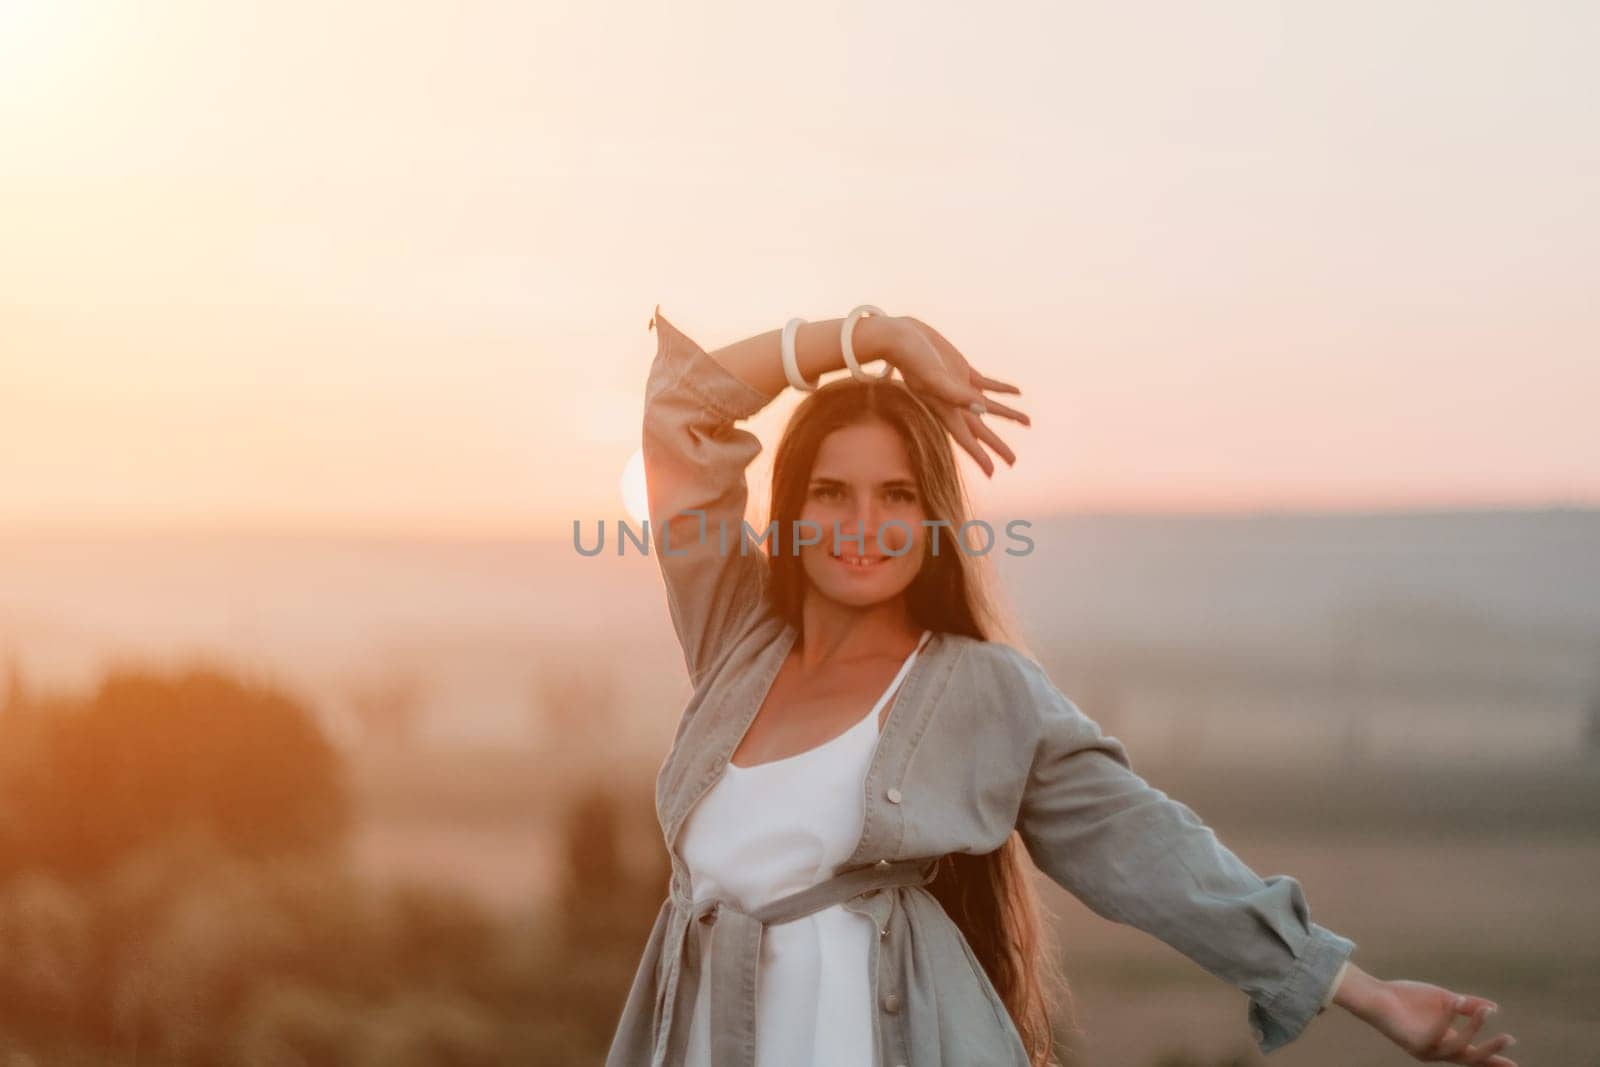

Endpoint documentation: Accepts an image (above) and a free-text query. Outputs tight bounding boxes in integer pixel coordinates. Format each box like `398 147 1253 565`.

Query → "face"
797 419 927 609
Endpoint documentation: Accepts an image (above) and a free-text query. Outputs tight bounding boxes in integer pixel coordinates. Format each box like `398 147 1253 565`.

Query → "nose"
850 499 890 554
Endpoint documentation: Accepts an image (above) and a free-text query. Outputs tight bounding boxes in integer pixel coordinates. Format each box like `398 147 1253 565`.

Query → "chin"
821 586 905 609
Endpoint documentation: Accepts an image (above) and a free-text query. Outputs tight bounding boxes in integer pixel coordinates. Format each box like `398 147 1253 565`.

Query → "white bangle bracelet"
781 317 819 392
842 304 894 383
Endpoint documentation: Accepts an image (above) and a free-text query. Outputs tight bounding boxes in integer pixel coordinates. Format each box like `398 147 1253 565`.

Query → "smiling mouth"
832 553 889 569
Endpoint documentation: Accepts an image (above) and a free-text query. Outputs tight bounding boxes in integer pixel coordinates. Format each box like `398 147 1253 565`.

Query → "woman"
606 306 1519 1067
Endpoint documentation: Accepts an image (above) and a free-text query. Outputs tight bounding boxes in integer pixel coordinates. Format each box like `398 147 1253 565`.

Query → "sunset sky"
3 2 1596 537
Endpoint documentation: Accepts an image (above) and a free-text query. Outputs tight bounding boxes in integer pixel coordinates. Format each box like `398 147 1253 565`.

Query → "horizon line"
3 500 1596 543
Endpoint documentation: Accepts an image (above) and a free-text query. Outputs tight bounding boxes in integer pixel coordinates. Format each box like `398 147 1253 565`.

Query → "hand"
1353 978 1518 1065
877 316 1030 477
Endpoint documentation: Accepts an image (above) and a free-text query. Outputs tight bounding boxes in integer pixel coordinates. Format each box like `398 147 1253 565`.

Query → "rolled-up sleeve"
1006 649 1356 1055
641 308 783 688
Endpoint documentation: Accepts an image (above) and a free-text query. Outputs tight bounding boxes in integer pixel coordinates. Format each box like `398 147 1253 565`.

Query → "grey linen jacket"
605 309 1357 1066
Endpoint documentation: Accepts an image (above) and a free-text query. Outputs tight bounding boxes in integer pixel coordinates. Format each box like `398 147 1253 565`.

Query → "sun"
620 448 649 525
0 1 67 80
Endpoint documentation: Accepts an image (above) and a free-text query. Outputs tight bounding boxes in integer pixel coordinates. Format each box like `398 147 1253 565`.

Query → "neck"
795 593 923 673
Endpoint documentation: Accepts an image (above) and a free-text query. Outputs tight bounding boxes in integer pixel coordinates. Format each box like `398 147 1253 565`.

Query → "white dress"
679 629 934 1067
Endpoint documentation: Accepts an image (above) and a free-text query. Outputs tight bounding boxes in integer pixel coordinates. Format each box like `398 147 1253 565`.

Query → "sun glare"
0 1 60 72
621 448 648 525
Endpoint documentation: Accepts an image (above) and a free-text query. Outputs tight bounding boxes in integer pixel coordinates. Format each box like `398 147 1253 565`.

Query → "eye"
888 488 917 504
811 485 842 501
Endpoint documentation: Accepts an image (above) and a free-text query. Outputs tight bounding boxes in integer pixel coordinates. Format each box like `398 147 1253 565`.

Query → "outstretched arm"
1012 684 1353 1053
1007 649 1518 1062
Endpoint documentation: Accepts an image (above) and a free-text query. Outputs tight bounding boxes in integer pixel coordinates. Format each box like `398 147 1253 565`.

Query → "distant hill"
992 507 1600 695
3 506 1596 746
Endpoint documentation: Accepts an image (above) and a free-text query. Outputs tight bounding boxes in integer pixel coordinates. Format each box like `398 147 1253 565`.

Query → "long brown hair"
762 374 1073 1067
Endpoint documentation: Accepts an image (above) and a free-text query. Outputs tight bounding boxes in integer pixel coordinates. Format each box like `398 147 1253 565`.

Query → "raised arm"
1002 648 1355 1055
641 307 900 685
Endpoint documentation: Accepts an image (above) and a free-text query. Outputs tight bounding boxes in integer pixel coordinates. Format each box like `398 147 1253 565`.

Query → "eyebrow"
809 476 918 489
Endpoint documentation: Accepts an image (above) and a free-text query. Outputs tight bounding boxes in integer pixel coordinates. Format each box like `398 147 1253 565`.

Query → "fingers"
972 371 1022 396
975 394 1031 427
962 409 1016 467
1457 1033 1517 1064
921 366 986 410
938 406 994 478
1434 1002 1489 1059
1434 997 1516 1065
896 319 1026 466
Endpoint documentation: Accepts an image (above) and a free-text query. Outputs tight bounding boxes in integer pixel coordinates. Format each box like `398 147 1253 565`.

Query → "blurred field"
343 745 1600 1065
346 745 1600 897
3 515 1598 1064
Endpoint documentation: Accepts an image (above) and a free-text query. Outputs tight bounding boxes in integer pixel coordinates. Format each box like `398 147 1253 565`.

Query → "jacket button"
886 787 902 803
879 926 889 939
881 993 902 1013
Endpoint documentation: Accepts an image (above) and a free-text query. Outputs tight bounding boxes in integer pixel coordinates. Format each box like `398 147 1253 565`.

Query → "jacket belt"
665 856 940 1067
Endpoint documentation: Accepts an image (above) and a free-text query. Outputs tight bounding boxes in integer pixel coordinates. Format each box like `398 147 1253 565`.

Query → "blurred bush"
0 659 674 1065
0 663 348 880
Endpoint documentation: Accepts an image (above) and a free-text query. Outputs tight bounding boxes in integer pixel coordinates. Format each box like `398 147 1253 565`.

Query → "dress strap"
887 628 933 695
856 628 933 729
